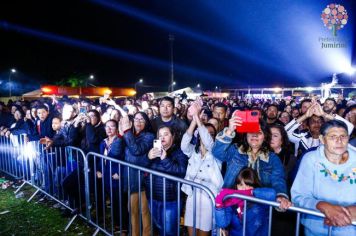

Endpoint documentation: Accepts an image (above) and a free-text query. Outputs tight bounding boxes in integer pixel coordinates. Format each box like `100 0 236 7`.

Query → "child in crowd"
215 167 276 236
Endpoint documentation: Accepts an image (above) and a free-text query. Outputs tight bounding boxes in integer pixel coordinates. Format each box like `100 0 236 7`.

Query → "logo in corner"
321 3 348 36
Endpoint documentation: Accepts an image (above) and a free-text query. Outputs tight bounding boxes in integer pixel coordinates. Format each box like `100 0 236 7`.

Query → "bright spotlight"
11 68 16 73
89 74 95 79
345 67 356 75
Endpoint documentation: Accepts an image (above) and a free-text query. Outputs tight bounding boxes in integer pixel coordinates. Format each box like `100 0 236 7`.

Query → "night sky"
1 0 356 96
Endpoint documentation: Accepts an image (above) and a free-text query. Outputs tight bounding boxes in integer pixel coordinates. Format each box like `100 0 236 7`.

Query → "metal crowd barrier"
86 152 217 236
222 193 356 236
0 136 90 231
0 135 27 180
7 138 355 236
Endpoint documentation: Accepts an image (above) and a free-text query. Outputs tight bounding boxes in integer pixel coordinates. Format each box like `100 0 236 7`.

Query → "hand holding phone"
153 139 162 152
235 110 260 133
79 107 86 114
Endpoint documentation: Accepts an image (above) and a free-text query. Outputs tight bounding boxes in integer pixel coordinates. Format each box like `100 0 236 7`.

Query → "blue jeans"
149 200 179 236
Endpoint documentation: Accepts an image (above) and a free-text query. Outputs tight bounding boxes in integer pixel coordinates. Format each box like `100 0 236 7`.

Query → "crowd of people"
0 93 356 236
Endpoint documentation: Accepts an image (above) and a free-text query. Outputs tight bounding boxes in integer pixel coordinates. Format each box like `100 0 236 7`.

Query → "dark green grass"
0 183 95 236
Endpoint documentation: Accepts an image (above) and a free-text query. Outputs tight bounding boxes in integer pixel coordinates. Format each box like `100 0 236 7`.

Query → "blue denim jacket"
212 129 288 198
215 188 276 236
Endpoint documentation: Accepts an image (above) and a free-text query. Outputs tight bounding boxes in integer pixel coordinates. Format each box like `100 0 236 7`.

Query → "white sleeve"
334 114 354 135
197 126 214 152
180 132 194 156
285 119 303 145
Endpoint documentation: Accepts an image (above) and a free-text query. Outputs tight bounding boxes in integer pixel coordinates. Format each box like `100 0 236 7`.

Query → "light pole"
9 68 16 97
86 74 95 87
169 34 175 92
168 81 176 92
134 78 143 98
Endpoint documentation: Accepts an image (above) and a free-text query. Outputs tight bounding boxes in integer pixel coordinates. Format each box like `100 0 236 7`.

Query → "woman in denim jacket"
215 167 277 236
97 119 128 233
212 114 292 210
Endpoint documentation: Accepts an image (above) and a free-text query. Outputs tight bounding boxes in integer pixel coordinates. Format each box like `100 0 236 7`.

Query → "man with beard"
322 98 337 115
265 104 284 126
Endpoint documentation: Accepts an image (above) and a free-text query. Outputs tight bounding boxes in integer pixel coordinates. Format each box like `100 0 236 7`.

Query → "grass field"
0 180 95 236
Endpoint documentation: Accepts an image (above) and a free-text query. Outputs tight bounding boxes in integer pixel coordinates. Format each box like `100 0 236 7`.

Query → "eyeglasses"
325 135 349 142
134 118 146 123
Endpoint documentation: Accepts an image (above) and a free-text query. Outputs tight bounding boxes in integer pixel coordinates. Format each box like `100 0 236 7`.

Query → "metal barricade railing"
0 135 27 180
0 138 90 232
222 193 356 236
86 152 217 236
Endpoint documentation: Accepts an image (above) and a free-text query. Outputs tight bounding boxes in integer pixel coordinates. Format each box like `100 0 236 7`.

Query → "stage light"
89 74 95 79
273 87 282 93
306 87 313 92
345 67 356 75
104 89 112 95
11 68 16 73
41 87 52 93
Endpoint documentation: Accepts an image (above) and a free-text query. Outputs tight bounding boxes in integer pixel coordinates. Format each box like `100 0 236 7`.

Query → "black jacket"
29 115 55 141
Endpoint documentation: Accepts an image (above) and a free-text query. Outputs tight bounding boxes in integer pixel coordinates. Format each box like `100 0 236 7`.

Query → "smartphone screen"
235 110 260 133
153 139 162 151
79 107 86 114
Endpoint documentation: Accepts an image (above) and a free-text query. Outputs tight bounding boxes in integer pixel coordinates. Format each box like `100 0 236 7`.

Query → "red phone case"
235 110 260 133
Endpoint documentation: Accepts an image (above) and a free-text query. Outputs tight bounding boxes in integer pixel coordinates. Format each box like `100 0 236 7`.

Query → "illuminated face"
270 127 283 151
37 108 49 121
62 104 75 121
52 118 62 131
105 120 118 137
133 113 146 133
213 107 226 121
159 100 174 119
158 127 174 150
246 130 265 150
322 127 349 156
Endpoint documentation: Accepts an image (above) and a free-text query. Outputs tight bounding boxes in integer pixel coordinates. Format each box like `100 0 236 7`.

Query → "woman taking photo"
212 113 291 212
120 112 154 236
181 105 223 236
146 125 188 236
292 120 356 236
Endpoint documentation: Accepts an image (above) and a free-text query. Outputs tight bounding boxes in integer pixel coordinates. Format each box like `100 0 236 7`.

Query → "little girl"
215 167 277 236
